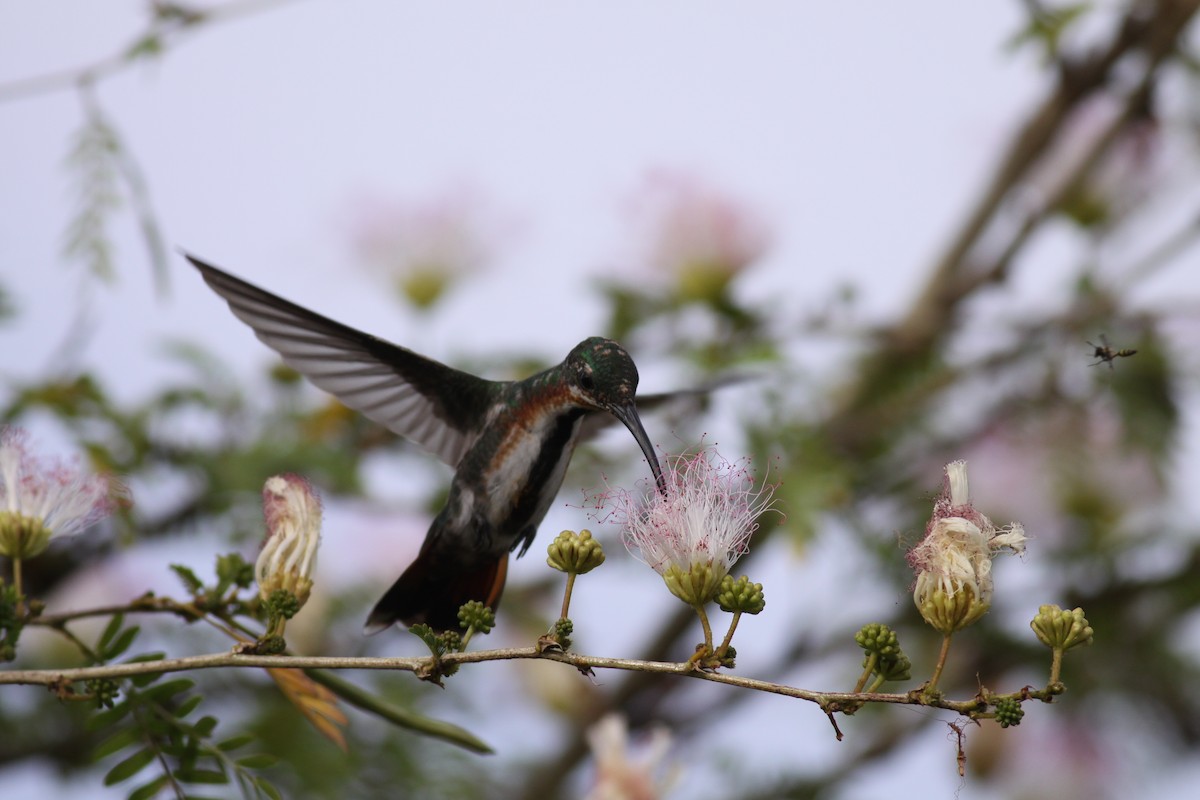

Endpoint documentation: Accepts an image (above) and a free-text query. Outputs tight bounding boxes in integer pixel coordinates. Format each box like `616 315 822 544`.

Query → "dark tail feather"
364 546 508 634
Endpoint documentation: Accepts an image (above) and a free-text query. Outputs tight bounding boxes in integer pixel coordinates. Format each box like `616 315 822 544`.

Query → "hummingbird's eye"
578 371 595 391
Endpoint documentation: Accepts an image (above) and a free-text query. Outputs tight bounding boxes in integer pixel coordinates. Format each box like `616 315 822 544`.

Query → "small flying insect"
1087 335 1137 370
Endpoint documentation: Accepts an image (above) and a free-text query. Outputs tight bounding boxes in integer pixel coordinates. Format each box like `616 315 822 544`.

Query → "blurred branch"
62 83 173 293
1119 208 1200 287
893 0 1198 353
0 0 303 103
825 0 1198 455
518 3 1200 796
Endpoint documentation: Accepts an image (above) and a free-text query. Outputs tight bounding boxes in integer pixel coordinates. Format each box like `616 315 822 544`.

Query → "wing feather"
187 254 497 466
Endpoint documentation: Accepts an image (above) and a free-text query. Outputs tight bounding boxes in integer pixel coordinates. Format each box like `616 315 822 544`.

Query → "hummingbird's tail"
364 544 509 634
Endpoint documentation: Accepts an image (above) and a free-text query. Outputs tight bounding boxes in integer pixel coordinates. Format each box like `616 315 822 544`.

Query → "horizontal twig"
0 645 1060 721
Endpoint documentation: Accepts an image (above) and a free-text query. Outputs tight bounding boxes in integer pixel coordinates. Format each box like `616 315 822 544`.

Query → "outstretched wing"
188 254 497 466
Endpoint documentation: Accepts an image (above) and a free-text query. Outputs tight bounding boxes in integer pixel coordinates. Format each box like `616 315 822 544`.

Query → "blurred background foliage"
4 1 1200 798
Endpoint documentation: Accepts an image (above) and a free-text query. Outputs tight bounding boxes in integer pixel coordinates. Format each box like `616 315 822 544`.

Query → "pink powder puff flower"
0 427 119 561
591 448 776 608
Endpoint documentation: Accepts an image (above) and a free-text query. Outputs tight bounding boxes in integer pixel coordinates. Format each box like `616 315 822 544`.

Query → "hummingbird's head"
565 337 639 408
565 337 666 494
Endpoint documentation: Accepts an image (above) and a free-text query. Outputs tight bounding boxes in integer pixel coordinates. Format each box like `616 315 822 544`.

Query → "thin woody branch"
0 645 1062 718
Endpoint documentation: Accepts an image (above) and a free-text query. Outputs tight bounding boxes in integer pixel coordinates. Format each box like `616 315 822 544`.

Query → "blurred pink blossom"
345 186 515 308
624 170 771 300
585 713 677 800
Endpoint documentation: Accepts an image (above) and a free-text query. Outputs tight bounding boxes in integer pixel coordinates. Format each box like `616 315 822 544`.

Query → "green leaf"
235 753 278 770
97 614 125 654
175 694 203 718
216 734 255 752
193 716 218 737
178 768 228 785
128 775 170 800
141 678 195 702
170 564 205 594
104 626 142 661
254 777 283 800
104 748 155 786
88 701 133 730
93 727 139 760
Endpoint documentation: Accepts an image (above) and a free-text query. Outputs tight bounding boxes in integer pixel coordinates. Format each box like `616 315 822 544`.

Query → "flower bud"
993 697 1024 728
856 623 911 683
716 575 766 615
546 529 606 575
855 623 901 658
457 600 495 634
1031 604 1094 651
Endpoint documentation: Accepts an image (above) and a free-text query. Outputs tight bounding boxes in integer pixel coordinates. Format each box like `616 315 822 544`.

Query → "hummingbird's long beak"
611 403 668 496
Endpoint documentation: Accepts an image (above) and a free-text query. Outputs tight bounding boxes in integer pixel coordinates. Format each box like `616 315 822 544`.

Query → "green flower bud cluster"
0 583 19 629
993 697 1024 728
216 552 256 592
265 589 301 621
1031 605 1093 651
554 617 574 651
458 601 495 635
410 624 465 680
855 623 912 683
855 623 900 657
717 645 737 669
439 629 462 653
717 575 766 615
546 529 606 575
0 583 22 662
255 634 287 655
86 678 121 709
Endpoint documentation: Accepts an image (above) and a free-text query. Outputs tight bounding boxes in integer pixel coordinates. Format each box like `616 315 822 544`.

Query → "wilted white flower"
591 448 776 607
907 460 1026 633
0 427 118 560
257 474 322 607
585 713 677 800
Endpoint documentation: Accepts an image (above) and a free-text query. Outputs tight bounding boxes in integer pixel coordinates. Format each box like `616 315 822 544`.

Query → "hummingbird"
187 255 666 633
